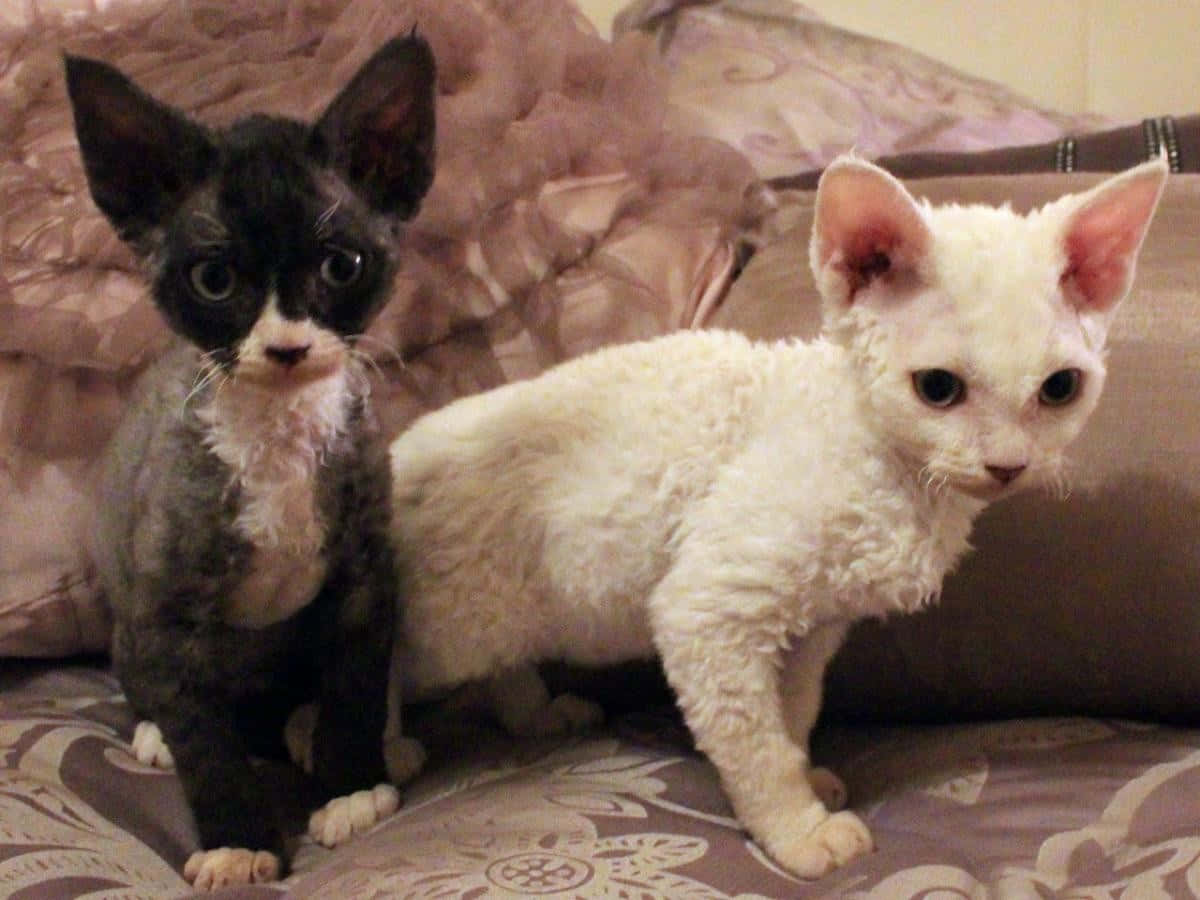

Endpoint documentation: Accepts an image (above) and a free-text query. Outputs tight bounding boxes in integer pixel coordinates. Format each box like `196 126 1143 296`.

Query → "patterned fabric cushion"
6 661 1200 897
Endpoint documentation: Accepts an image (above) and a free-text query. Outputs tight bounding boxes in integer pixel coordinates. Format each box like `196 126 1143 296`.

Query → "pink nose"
985 464 1026 485
265 344 311 367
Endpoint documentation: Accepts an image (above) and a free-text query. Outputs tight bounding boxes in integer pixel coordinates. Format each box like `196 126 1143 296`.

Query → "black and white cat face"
811 156 1166 498
65 35 436 387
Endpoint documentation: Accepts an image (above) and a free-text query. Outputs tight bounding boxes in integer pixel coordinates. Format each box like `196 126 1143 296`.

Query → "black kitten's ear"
313 34 437 219
64 55 216 245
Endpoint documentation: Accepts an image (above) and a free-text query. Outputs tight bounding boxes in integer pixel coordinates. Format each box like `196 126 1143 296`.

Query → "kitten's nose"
986 464 1026 485
265 344 311 368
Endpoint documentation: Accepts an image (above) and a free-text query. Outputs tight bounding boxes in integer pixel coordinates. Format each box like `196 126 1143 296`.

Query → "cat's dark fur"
67 34 436 882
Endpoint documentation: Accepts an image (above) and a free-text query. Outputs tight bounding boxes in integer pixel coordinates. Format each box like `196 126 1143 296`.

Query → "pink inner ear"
1061 172 1164 313
1062 228 1131 313
840 226 897 294
815 162 929 302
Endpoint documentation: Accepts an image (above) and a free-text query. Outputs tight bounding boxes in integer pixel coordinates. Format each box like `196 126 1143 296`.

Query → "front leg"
651 590 871 879
781 623 852 811
314 441 422 796
304 533 417 850
311 569 397 796
113 626 286 888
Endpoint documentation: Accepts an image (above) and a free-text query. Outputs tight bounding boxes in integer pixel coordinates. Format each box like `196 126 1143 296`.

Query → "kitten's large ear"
313 33 437 219
809 156 932 307
64 55 216 246
1057 157 1168 316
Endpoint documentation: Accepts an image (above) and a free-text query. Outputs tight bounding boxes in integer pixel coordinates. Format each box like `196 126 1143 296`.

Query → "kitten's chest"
877 493 976 606
198 375 352 628
824 477 980 618
762 440 982 622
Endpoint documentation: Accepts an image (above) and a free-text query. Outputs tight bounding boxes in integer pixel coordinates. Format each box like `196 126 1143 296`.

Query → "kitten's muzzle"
236 344 343 387
265 343 312 368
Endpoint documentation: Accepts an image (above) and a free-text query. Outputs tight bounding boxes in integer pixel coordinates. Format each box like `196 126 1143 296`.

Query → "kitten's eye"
320 246 364 288
1039 368 1082 406
912 369 965 408
188 261 236 303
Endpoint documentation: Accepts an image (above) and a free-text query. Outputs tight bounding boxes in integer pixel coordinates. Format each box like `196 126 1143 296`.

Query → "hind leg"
481 665 604 738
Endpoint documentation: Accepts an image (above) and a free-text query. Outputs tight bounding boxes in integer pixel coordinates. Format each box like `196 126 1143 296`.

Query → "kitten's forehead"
885 205 1100 391
925 203 1065 307
218 122 327 248
174 120 370 262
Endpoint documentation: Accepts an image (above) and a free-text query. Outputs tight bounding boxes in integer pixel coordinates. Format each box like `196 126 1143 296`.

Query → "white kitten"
382 157 1165 877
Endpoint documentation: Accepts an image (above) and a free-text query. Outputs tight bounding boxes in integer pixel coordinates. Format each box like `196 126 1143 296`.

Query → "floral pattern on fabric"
7 666 1200 898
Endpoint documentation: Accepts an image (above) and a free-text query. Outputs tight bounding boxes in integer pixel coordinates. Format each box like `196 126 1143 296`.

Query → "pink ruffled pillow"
616 0 1111 179
0 0 762 656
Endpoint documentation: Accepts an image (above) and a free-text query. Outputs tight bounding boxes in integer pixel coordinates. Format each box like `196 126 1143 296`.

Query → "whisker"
349 333 406 369
208 364 235 405
1045 459 1074 500
349 346 385 380
917 464 946 498
185 356 228 409
188 211 231 249
342 351 374 402
316 198 342 241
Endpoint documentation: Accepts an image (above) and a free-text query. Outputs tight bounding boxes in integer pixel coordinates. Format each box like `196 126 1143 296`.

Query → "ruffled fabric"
615 0 1111 179
0 0 763 655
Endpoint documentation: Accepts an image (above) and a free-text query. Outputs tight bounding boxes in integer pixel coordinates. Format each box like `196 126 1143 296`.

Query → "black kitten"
67 34 435 889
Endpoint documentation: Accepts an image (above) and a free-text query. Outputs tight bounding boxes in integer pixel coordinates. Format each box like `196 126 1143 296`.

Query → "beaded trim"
1143 117 1162 161
1160 115 1182 172
1144 117 1182 171
1054 137 1077 172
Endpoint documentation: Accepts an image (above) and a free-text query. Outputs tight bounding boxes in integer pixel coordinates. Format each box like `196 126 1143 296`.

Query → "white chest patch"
198 368 353 628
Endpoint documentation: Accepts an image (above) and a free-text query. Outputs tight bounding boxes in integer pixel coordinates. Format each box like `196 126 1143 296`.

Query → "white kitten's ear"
1058 157 1168 316
810 156 932 306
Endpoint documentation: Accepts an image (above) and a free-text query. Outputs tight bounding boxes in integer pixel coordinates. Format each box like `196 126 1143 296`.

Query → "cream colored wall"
799 0 1200 118
574 0 626 36
577 0 1200 119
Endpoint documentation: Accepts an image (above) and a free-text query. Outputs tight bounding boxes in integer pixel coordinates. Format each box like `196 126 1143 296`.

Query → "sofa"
3 1 1199 896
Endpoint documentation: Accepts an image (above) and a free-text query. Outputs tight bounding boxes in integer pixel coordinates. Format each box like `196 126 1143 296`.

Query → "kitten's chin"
234 357 345 390
953 473 1048 503
954 480 1017 502
919 468 1025 503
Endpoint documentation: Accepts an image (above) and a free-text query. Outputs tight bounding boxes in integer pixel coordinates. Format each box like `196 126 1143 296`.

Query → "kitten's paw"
809 766 848 811
308 783 400 848
508 693 605 738
766 810 873 879
131 720 174 768
284 703 317 775
183 847 280 890
384 736 427 784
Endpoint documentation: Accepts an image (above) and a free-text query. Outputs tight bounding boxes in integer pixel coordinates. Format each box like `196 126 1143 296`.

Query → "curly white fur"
384 156 1166 878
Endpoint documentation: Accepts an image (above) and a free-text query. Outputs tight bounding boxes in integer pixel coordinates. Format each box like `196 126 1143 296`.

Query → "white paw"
131 720 174 769
309 783 400 848
183 847 280 890
765 810 873 879
284 703 317 774
384 736 427 784
509 693 605 738
809 766 848 811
